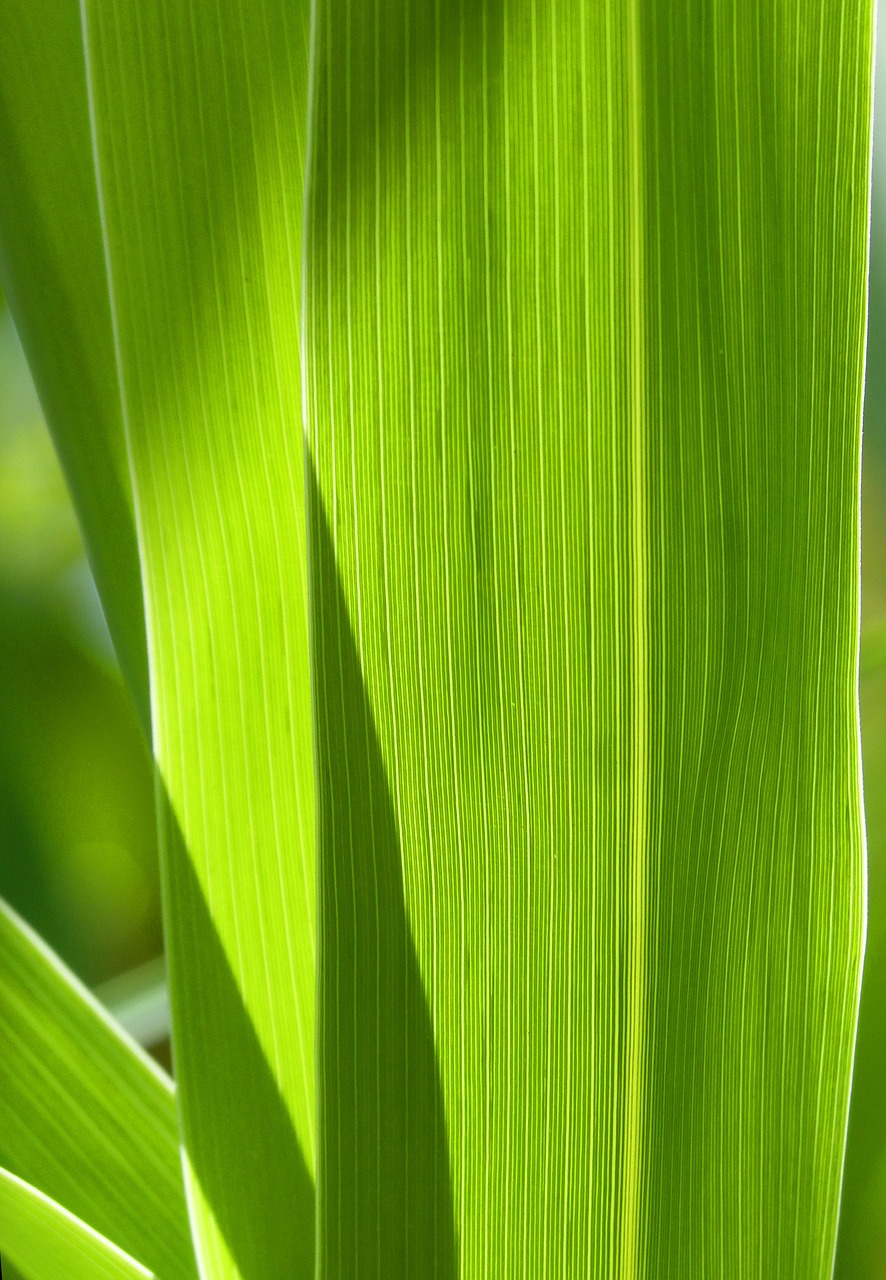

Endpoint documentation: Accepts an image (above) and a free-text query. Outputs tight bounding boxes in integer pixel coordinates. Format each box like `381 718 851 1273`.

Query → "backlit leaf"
79 3 316 1274
0 0 148 724
0 900 194 1280
0 1166 153 1280
303 0 872 1274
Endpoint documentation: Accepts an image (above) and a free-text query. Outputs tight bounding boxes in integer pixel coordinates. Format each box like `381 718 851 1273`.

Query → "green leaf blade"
0 0 149 726
640 4 871 1272
0 901 195 1280
79 2 316 1274
303 0 872 1275
0 1167 153 1280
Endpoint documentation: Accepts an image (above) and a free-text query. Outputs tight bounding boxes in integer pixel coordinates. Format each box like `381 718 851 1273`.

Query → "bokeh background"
1 25 886 1280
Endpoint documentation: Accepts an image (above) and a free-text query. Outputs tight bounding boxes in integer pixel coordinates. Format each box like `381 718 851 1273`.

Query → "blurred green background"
0 303 162 990
1 36 886 1280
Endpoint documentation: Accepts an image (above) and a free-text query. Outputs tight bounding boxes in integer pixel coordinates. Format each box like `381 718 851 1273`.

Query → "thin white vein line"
456 8 489 1272
0 1166 154 1280
342 2 365 1264
600 5 622 1266
819 8 857 1253
373 0 390 1268
298 0 324 1206
339 10 389 1269
402 11 413 1270
404 28 441 1278
526 0 557 1269
325 103 349 1275
547 6 575 1273
831 4 875 1270
300 0 338 1265
433 0 467 1256
578 5 598 1271
480 9 514 1273
501 1 519 1264
455 7 492 1273
622 0 648 1273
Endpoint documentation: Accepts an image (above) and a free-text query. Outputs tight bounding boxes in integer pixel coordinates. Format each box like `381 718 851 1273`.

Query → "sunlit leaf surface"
303 1 871 1275
79 2 317 1274
0 901 194 1280
0 1 875 1278
0 1167 153 1280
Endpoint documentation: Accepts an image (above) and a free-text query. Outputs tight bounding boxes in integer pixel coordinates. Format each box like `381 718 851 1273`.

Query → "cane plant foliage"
0 0 874 1278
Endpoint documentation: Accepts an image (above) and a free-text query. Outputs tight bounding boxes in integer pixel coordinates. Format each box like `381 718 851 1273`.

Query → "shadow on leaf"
159 800 315 1279
308 461 458 1278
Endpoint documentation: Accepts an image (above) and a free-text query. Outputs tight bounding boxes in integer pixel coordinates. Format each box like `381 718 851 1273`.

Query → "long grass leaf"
302 0 872 1274
836 654 886 1276
0 0 148 725
0 1167 153 1280
78 3 316 1274
0 900 194 1280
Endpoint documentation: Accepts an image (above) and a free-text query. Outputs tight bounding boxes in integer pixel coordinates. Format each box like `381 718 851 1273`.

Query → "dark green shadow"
160 799 315 1279
308 463 457 1279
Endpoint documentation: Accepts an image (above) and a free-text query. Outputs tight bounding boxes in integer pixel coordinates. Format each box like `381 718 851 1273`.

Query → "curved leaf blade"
0 900 195 1280
0 1167 153 1280
0 0 148 725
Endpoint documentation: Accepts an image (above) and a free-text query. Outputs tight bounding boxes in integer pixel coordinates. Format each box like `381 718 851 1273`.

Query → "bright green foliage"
79 2 316 1274
0 901 194 1280
0 1 875 1279
303 0 870 1274
0 1167 152 1280
0 0 148 725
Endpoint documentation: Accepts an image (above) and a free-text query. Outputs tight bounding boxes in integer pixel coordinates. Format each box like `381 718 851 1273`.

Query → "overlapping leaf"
0 1 874 1279
0 901 194 1279
303 0 872 1274
0 1167 153 1280
0 0 148 723
79 2 316 1274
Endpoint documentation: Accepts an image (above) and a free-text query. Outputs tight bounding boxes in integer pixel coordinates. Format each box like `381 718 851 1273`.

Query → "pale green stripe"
0 1167 153 1280
0 901 194 1280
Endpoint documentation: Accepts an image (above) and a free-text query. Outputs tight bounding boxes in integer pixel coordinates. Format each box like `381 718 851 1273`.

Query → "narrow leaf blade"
0 0 148 725
79 4 316 1274
0 1167 153 1280
0 900 195 1280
